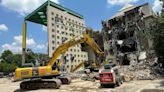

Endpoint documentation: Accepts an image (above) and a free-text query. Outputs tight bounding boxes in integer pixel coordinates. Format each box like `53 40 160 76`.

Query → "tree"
13 54 22 67
151 0 164 67
0 50 14 63
0 50 19 74
0 62 17 74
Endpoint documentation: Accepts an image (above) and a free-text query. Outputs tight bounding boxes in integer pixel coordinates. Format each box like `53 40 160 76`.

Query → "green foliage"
0 50 22 74
26 53 35 64
1 50 13 63
0 62 17 74
13 54 22 66
152 0 164 67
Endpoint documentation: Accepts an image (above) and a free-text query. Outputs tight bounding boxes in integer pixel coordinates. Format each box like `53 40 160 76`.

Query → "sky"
0 0 163 54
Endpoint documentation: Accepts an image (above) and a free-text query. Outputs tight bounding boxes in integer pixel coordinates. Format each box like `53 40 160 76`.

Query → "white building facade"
47 2 88 71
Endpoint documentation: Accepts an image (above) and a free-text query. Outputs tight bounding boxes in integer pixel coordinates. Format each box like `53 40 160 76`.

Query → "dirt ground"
0 78 163 92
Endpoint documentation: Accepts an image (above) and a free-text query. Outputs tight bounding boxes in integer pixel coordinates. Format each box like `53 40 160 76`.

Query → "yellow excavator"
14 22 104 90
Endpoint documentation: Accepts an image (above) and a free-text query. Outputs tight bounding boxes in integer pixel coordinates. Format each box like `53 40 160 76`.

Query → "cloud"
36 44 46 49
13 35 36 45
1 35 46 53
152 0 163 14
0 24 8 31
107 0 139 5
0 0 60 15
42 25 47 32
2 44 22 53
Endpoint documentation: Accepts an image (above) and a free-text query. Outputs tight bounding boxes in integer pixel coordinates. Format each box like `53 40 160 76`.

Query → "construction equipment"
14 21 104 89
70 57 103 73
99 64 123 88
70 62 84 73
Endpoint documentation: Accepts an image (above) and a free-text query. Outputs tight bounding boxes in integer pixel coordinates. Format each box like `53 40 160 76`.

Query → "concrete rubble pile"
119 57 159 81
69 70 99 81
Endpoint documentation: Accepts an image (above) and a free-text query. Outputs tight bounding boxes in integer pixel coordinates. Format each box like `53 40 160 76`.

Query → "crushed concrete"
119 57 160 81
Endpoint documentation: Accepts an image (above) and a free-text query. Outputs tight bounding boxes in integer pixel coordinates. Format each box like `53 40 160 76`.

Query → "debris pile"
119 57 159 81
69 70 99 81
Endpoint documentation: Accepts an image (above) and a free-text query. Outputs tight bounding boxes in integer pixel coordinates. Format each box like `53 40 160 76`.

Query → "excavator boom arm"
47 34 103 66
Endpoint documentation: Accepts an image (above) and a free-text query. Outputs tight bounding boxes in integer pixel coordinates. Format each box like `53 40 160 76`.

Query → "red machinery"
99 64 122 87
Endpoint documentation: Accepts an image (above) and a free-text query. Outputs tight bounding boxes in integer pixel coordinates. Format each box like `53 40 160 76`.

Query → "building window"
52 47 55 50
57 36 60 39
57 30 59 33
52 41 55 44
67 65 69 68
52 29 55 32
62 32 65 34
61 15 63 19
52 35 55 38
56 14 58 17
52 23 54 26
66 32 68 35
65 17 67 20
56 25 59 28
57 42 60 44
52 18 54 20
51 12 54 15
61 26 63 29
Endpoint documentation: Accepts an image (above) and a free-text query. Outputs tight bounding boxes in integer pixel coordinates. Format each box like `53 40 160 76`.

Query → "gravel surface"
0 78 163 92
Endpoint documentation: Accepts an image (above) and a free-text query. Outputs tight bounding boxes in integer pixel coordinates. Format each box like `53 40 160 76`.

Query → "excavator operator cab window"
52 59 59 70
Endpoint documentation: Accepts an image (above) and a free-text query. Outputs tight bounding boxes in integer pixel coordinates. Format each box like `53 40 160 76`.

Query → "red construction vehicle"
99 64 123 87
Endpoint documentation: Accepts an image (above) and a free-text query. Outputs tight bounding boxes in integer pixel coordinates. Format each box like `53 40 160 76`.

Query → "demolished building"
102 3 157 80
102 3 155 65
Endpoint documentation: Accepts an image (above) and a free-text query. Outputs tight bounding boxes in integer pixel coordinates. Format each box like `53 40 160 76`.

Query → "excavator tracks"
58 76 71 84
20 79 61 90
